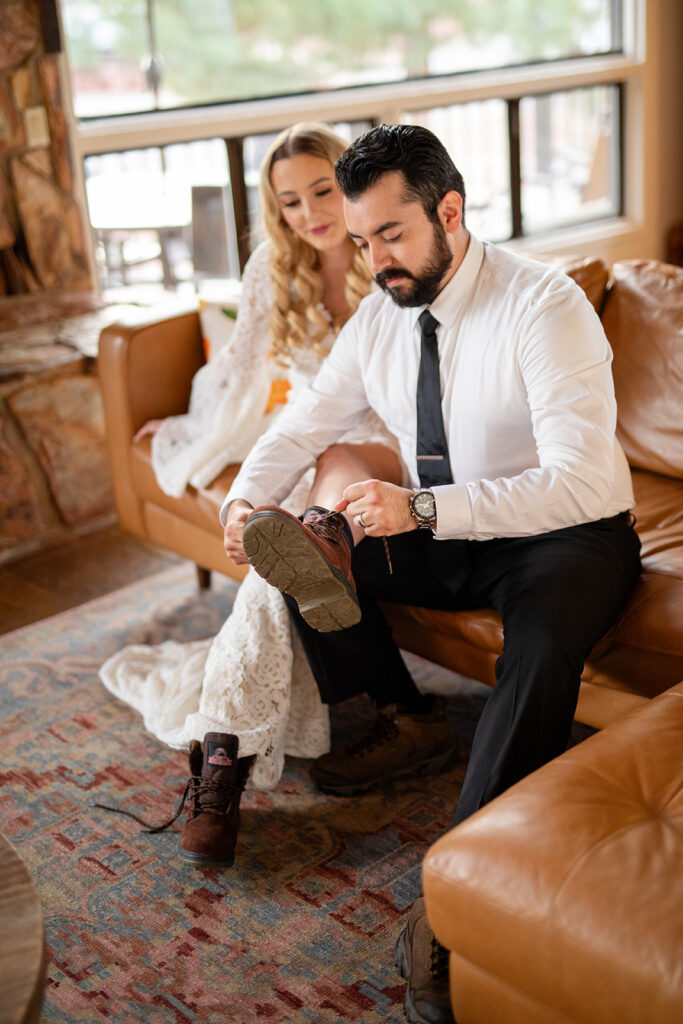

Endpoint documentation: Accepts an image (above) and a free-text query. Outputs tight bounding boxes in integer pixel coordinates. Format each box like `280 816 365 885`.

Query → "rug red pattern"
0 565 491 1023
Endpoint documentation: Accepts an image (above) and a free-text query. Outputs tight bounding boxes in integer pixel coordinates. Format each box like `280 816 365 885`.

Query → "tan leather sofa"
98 256 683 731
423 680 683 1024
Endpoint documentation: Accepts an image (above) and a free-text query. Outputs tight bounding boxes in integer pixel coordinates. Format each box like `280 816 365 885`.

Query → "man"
221 124 641 1024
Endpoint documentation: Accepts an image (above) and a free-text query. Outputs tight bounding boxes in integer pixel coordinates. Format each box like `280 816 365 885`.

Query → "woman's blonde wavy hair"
259 122 372 364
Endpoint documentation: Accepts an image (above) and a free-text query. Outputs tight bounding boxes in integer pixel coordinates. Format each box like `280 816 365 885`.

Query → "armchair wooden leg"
196 566 212 590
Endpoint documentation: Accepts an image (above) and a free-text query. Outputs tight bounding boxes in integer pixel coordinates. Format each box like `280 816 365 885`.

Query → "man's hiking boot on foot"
243 505 360 632
395 897 454 1024
179 732 254 867
310 698 457 796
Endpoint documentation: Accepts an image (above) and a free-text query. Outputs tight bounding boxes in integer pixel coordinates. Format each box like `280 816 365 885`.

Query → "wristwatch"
409 489 437 530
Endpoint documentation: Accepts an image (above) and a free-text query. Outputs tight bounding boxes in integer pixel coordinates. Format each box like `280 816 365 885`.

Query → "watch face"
413 491 435 520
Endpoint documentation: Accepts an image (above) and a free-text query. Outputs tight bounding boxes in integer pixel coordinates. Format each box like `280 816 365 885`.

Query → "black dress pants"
285 513 642 824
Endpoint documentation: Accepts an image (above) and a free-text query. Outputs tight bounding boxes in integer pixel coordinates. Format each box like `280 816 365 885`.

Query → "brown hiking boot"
395 898 454 1024
243 505 360 632
310 698 457 796
94 732 254 868
179 732 254 867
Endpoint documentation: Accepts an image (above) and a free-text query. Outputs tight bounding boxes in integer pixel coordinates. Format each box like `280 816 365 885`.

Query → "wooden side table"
0 834 45 1024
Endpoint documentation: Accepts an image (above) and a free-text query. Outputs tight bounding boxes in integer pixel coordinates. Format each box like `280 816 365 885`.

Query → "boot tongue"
188 739 203 777
202 733 239 782
302 505 331 524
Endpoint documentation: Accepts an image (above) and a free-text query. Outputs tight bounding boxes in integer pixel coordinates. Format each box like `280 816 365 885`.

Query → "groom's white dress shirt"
221 234 633 541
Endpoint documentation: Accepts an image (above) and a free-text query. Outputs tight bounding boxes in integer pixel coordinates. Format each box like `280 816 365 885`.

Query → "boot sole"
310 743 458 796
179 847 235 868
243 510 360 632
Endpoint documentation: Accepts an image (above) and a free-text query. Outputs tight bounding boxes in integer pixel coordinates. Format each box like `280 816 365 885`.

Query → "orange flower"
264 378 292 414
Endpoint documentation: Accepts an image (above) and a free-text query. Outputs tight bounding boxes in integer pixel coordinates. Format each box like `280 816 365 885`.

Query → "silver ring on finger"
358 512 368 529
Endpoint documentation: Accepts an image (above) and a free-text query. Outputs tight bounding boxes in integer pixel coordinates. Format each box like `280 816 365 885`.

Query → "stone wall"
0 2 118 566
0 0 93 295
0 303 118 565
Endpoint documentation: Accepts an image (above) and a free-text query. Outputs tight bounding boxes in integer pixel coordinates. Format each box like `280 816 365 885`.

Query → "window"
403 101 511 242
405 83 621 243
65 1 634 298
63 0 619 118
519 85 621 234
85 140 239 292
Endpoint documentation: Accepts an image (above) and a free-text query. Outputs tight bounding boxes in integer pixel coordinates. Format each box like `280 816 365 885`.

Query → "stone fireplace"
0 0 118 566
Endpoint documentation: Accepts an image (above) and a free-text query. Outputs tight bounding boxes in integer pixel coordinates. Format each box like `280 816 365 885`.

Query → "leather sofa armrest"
423 682 683 1024
98 308 205 441
97 307 205 535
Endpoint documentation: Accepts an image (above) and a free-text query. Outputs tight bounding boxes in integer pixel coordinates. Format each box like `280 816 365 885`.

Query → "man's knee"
315 443 355 472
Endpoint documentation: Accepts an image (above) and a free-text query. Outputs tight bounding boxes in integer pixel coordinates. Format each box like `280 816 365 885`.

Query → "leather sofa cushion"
631 467 683 576
585 569 683 696
602 259 683 480
130 437 238 533
423 683 683 1024
528 255 609 313
558 255 610 312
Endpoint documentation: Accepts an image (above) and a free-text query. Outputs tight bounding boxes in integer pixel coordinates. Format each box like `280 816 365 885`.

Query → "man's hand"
223 499 254 564
336 479 417 536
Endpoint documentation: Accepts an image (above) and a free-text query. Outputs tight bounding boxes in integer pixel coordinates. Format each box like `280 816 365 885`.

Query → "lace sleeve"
151 242 284 497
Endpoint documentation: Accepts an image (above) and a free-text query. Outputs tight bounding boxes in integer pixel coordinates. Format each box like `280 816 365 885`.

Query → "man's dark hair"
335 123 466 224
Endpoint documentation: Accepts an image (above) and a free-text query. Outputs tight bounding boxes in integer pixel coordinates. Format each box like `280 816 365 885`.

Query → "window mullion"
614 82 625 217
610 0 624 52
508 99 523 239
225 137 251 273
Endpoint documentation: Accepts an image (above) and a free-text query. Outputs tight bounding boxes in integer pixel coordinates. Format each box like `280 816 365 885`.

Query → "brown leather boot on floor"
179 732 254 867
310 698 457 796
94 732 254 867
243 505 360 632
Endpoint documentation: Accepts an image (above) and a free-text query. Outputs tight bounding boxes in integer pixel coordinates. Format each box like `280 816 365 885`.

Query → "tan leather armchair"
98 308 246 586
98 257 683 731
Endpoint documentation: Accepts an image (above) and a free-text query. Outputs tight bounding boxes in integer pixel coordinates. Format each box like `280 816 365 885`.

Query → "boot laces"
344 711 399 759
305 508 393 574
94 775 240 834
430 936 450 981
185 775 241 821
303 509 348 544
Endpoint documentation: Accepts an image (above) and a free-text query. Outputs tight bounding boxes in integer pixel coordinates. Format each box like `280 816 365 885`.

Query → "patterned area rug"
0 564 493 1023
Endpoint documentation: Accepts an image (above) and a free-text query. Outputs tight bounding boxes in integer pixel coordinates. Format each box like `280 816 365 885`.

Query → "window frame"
68 1 649 276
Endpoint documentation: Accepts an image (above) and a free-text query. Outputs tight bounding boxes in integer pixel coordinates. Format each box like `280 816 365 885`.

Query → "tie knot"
419 309 439 336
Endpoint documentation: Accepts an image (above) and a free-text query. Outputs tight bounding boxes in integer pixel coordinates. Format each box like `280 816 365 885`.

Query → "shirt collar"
412 232 485 332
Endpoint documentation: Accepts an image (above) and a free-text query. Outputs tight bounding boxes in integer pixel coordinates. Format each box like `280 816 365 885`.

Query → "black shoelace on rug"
94 776 238 833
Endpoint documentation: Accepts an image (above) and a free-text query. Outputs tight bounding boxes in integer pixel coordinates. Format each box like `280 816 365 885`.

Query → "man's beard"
375 221 453 308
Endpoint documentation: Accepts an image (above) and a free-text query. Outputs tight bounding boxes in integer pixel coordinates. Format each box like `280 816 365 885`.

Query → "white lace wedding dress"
99 242 399 789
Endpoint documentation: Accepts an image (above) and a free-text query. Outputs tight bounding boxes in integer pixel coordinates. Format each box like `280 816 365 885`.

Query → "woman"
99 123 404 791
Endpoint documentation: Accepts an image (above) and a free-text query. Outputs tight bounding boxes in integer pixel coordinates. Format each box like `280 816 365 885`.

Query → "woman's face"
270 152 349 253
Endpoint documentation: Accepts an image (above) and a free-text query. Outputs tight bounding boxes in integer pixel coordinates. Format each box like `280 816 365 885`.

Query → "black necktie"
416 310 453 487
